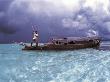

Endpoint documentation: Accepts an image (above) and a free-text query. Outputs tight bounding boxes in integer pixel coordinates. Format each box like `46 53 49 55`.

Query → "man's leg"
36 42 38 47
31 39 34 47
31 42 33 46
35 38 38 47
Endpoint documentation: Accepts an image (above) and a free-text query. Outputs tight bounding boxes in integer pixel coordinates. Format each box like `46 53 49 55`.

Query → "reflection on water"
0 41 110 82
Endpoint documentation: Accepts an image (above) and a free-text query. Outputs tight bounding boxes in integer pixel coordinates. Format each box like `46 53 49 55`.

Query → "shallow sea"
0 41 110 82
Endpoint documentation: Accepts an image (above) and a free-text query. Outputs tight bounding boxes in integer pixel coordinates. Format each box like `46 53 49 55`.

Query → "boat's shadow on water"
22 46 110 53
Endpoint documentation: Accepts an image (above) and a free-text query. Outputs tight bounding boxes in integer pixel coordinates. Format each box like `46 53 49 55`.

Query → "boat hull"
22 42 100 50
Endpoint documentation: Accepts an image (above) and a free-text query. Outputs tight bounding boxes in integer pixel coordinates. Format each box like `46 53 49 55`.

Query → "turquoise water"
0 42 110 82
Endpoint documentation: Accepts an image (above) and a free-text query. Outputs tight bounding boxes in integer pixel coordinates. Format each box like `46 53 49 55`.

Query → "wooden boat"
22 37 101 50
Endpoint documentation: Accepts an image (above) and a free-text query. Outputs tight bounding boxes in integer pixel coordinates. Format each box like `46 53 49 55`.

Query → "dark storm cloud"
0 0 16 34
0 0 110 42
0 0 14 11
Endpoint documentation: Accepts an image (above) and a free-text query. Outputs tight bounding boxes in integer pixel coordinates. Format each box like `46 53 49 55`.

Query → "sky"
0 0 110 43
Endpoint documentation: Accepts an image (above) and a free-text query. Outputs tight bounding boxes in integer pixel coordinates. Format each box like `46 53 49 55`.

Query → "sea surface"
0 41 110 82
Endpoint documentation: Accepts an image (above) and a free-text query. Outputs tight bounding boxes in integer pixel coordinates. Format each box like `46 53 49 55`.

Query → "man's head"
34 31 38 34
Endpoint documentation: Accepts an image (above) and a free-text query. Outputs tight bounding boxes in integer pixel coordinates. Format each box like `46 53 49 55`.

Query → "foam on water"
0 42 110 82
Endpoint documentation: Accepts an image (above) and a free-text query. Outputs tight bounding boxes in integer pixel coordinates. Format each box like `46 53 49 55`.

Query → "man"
31 31 39 47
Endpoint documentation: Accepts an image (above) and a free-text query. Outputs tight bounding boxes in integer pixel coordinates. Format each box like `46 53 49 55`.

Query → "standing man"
31 30 39 47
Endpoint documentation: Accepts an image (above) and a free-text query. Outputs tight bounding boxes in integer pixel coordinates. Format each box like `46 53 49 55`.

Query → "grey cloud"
0 0 110 41
0 0 14 11
62 4 110 38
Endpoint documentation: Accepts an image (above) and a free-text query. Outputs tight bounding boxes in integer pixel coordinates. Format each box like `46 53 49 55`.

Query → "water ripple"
0 43 110 82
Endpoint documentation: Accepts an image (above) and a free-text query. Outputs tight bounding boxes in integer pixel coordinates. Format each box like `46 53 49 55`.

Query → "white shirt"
33 32 38 40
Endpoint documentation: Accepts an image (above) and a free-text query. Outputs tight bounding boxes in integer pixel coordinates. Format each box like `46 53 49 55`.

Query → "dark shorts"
33 39 38 42
33 39 36 41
